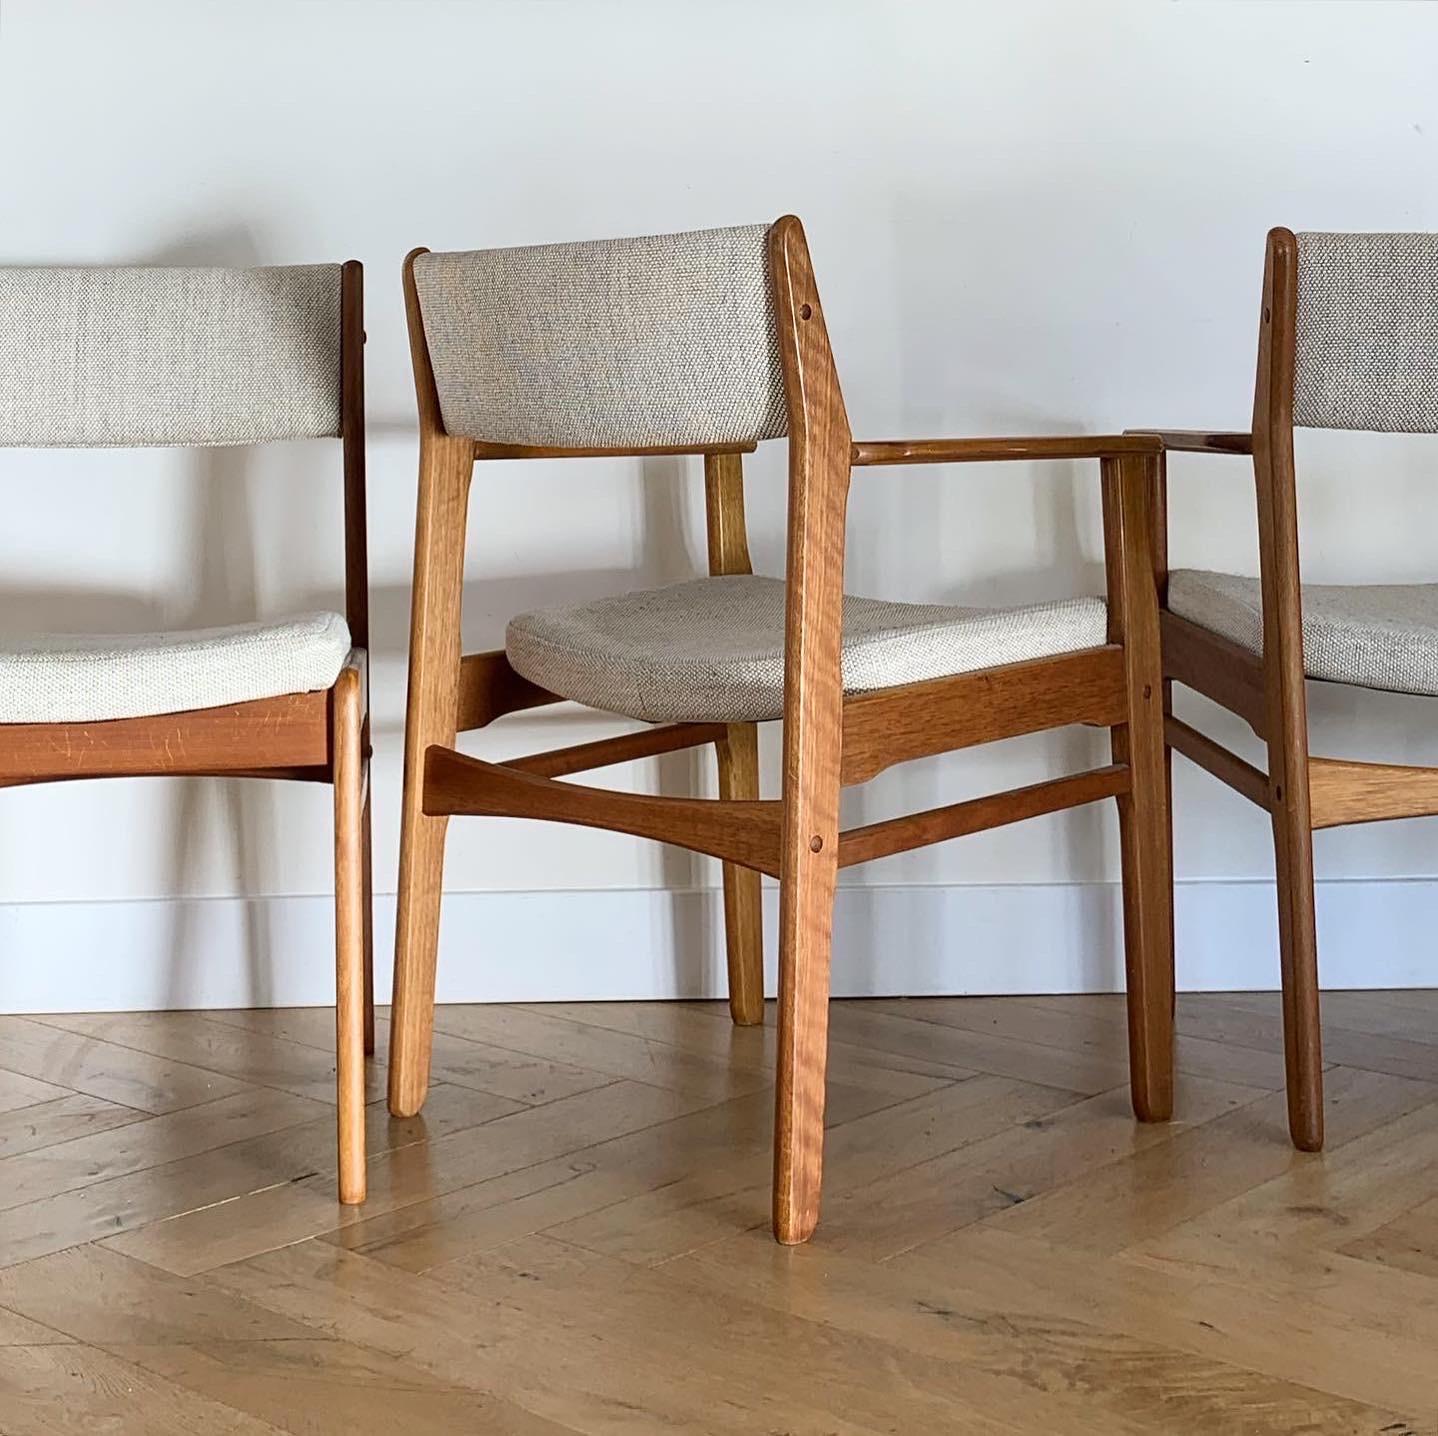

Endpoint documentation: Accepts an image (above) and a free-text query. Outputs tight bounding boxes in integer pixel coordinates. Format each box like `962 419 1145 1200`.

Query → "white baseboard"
0 879 1434 1012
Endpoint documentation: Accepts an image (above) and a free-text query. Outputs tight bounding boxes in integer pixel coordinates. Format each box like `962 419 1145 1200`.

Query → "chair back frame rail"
1133 225 1438 1155
389 216 1175 1244
0 260 373 1206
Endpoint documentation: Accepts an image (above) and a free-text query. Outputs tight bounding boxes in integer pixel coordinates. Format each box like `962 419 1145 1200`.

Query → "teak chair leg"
390 437 472 1119
1272 775 1324 1150
361 768 376 1057
332 665 368 1205
1103 453 1175 1123
715 722 765 1025
773 771 842 1246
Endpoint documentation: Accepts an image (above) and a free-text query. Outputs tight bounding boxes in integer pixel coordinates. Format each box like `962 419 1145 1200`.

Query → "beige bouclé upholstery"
506 575 1108 723
1295 232 1438 434
1168 569 1438 697
413 225 786 449
0 265 343 447
0 613 352 724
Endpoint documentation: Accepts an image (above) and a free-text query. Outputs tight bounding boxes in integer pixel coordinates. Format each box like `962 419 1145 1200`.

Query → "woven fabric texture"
1169 569 1438 697
506 575 1107 723
0 265 343 447
1294 232 1438 433
413 225 787 449
0 611 351 723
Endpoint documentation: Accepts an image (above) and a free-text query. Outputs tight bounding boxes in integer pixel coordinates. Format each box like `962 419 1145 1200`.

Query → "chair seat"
1168 569 1438 697
0 611 352 724
506 575 1108 723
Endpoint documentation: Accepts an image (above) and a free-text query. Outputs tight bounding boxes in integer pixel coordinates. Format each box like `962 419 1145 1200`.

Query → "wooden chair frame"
1135 225 1438 1154
390 217 1174 1243
0 261 373 1204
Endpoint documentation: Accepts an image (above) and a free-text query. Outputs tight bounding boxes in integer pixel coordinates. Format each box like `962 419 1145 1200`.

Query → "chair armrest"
1126 429 1253 455
849 434 1162 467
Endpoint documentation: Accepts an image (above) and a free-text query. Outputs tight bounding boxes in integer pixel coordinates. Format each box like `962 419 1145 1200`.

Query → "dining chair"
0 260 372 1204
390 216 1174 1244
1139 228 1438 1154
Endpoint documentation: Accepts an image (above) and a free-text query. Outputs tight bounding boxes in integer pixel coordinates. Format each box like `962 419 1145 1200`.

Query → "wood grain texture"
1102 452 1175 1123
838 765 1129 869
705 450 765 1027
455 650 559 733
1165 714 1270 809
389 248 475 1122
0 995 1432 1432
839 646 1127 786
0 691 330 784
768 216 852 1245
509 723 726 780
1161 610 1268 737
331 660 368 1204
1133 428 1254 454
1307 755 1438 829
423 746 783 876
850 433 1162 465
1252 227 1323 1153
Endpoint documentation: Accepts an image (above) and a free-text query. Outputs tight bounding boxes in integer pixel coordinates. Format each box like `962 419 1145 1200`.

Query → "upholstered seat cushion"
0 612 352 724
1168 569 1438 697
506 575 1108 723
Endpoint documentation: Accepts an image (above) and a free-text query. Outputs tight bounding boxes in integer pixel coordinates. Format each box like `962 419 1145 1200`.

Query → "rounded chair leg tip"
387 1087 427 1120
773 1210 818 1246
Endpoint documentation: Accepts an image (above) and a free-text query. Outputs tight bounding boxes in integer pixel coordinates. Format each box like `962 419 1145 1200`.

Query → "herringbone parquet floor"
0 991 1433 1433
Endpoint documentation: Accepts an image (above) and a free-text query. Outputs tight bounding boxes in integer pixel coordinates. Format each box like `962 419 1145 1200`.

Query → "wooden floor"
0 993 1433 1432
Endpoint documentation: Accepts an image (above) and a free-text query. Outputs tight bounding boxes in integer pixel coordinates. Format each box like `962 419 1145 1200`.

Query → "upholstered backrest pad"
413 224 787 448
0 265 343 447
1294 232 1438 432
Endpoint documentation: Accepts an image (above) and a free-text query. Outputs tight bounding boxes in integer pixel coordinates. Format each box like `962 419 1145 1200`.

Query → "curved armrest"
1126 429 1253 455
849 434 1162 467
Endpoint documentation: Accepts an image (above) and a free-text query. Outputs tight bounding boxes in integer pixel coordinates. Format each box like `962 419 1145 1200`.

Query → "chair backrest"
1293 231 1438 433
410 224 788 449
0 264 344 447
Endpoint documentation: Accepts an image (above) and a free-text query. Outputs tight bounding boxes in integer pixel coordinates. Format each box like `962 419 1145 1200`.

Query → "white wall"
1 0 1436 1007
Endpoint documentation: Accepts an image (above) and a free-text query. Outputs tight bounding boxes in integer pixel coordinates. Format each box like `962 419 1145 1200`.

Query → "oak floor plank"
0 1015 252 1114
0 1341 286 1434
207 1006 617 1108
0 1245 319 1345
822 1000 1140 1093
92 1084 523 1276
326 1070 947 1276
211 1240 913 1435
890 1226 1438 1422
0 1088 329 1218
816 1075 1262 1262
1343 1194 1438 1280
666 1227 1409 1436
0 1092 148 1161
2 994 1436 1433
35 1011 387 1107
980 1066 1438 1255
430 1004 776 1104
1174 992 1438 1084
531 999 967 1095
546 1073 1081 1269
868 994 1291 1090
110 1338 583 1435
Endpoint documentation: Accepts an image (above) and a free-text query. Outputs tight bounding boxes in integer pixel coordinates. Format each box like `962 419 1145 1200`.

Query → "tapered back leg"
388 435 472 1118
715 723 766 1025
1102 452 1175 1122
